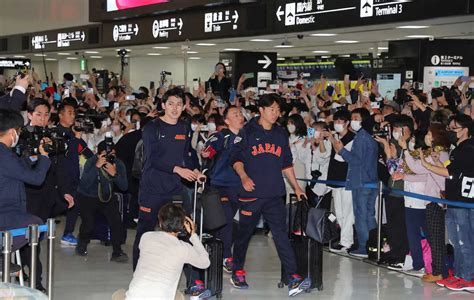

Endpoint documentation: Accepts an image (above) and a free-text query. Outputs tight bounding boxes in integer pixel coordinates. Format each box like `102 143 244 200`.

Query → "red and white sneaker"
445 278 474 292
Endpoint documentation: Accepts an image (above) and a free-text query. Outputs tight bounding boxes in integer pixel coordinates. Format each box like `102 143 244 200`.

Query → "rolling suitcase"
279 194 323 291
186 180 224 298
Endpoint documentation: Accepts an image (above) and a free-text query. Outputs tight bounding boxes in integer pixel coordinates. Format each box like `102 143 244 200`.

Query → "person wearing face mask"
418 114 474 291
323 109 356 253
0 109 50 269
327 108 378 258
374 115 413 270
285 115 307 199
393 123 450 282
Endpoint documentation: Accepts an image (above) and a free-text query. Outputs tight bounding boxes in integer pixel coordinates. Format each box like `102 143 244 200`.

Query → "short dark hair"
449 113 473 136
257 93 281 108
58 102 76 114
215 62 226 75
162 87 185 104
63 73 74 82
428 123 451 149
27 98 50 114
158 203 186 233
223 105 238 119
0 109 24 135
333 108 351 122
351 108 370 122
391 114 414 135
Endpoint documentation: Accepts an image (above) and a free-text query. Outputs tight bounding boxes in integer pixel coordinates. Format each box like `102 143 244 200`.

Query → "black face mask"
447 131 458 145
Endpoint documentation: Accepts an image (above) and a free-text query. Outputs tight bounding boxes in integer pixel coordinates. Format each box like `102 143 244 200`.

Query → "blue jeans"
351 187 377 253
446 208 474 281
404 208 427 271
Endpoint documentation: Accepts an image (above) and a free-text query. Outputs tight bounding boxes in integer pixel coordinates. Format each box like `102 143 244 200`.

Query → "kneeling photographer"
75 136 129 263
15 99 74 292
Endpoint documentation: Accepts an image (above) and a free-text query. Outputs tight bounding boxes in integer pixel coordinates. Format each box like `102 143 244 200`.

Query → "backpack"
202 128 232 175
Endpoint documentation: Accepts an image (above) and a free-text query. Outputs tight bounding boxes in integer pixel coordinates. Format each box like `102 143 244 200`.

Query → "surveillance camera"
429 36 434 41
297 34 304 40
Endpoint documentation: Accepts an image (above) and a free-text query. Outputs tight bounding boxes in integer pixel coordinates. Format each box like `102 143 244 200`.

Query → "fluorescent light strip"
66 57 78 60
405 35 433 38
310 33 337 37
187 51 198 54
189 57 201 60
335 40 358 44
57 53 70 56
378 47 389 50
277 57 285 61
85 51 99 54
147 53 162 56
313 50 330 53
195 43 216 46
34 54 46 57
152 46 170 49
397 25 429 29
13 55 25 58
250 39 273 42
90 56 103 59
223 48 241 51
274 45 294 48
45 58 57 61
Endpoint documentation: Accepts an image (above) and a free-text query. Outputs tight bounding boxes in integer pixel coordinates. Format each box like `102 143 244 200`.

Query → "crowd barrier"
296 178 474 263
0 218 55 300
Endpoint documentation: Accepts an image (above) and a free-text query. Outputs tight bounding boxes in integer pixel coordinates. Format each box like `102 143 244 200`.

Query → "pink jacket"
403 150 448 199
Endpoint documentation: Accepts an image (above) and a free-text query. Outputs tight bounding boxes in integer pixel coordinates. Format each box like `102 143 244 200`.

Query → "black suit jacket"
0 89 27 111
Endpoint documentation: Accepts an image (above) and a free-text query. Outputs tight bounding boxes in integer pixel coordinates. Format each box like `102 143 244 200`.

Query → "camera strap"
97 169 113 203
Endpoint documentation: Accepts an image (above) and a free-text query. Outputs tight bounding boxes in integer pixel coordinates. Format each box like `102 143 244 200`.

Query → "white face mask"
408 141 415 151
334 123 345 133
350 120 362 132
392 131 402 141
287 124 296 134
207 122 216 132
191 123 198 131
11 130 19 147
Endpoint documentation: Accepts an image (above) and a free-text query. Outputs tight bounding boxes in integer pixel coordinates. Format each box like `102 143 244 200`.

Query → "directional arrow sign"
178 18 183 30
276 6 284 21
24 61 31 67
232 10 239 23
258 55 272 69
134 24 139 35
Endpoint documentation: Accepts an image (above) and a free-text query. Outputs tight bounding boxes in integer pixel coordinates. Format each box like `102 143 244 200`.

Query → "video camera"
14 126 69 157
74 110 108 134
104 134 115 164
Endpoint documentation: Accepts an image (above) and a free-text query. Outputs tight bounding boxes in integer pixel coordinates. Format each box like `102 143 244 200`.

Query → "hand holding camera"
96 153 107 169
184 216 196 235
38 137 52 157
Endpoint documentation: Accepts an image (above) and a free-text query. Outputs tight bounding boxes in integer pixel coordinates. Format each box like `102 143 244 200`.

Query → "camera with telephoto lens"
14 126 69 157
74 110 108 134
373 123 391 138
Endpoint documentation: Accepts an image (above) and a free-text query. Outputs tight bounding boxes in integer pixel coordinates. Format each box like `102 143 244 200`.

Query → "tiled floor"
35 223 465 300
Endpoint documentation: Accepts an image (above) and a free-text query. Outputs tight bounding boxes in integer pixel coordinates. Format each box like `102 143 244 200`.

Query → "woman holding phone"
208 62 232 101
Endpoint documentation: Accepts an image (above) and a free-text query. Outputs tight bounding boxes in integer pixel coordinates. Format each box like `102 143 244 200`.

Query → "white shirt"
126 232 210 300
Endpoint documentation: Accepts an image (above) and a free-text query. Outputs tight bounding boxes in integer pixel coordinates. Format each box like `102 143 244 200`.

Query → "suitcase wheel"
277 282 285 289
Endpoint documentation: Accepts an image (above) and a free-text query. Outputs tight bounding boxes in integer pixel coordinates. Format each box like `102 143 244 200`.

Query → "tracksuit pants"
384 195 409 263
232 197 297 278
133 192 190 270
332 187 354 248
404 207 427 271
214 186 240 259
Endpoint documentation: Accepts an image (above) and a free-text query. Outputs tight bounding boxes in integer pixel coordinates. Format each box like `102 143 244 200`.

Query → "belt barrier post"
376 181 384 263
28 224 39 289
2 231 12 283
46 219 55 300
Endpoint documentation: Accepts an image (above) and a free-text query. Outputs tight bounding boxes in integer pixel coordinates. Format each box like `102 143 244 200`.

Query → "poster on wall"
376 73 401 100
423 66 469 93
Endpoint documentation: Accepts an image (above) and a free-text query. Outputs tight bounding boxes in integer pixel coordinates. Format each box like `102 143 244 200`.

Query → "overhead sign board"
0 58 31 69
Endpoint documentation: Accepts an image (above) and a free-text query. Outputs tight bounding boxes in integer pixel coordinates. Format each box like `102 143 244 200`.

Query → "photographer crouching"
75 136 129 263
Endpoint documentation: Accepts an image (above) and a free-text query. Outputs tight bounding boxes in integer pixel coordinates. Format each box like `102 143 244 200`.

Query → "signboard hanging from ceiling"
28 25 100 53
0 58 31 69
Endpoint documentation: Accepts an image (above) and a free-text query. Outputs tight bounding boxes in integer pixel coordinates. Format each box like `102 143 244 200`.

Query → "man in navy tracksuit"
133 87 205 269
202 105 245 273
230 94 311 297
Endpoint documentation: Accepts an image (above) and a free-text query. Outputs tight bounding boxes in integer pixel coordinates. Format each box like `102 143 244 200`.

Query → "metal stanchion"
376 181 384 263
2 231 12 283
46 219 55 300
28 224 39 289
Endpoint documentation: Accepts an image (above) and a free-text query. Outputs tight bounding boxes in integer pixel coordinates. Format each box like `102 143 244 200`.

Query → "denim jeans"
446 208 474 281
404 208 427 271
351 187 378 253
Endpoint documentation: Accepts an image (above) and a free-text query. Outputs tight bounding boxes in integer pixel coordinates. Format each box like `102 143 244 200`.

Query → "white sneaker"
403 268 425 278
387 262 404 271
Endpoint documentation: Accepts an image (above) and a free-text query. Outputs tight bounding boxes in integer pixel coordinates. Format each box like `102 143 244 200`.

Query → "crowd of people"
0 62 473 298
